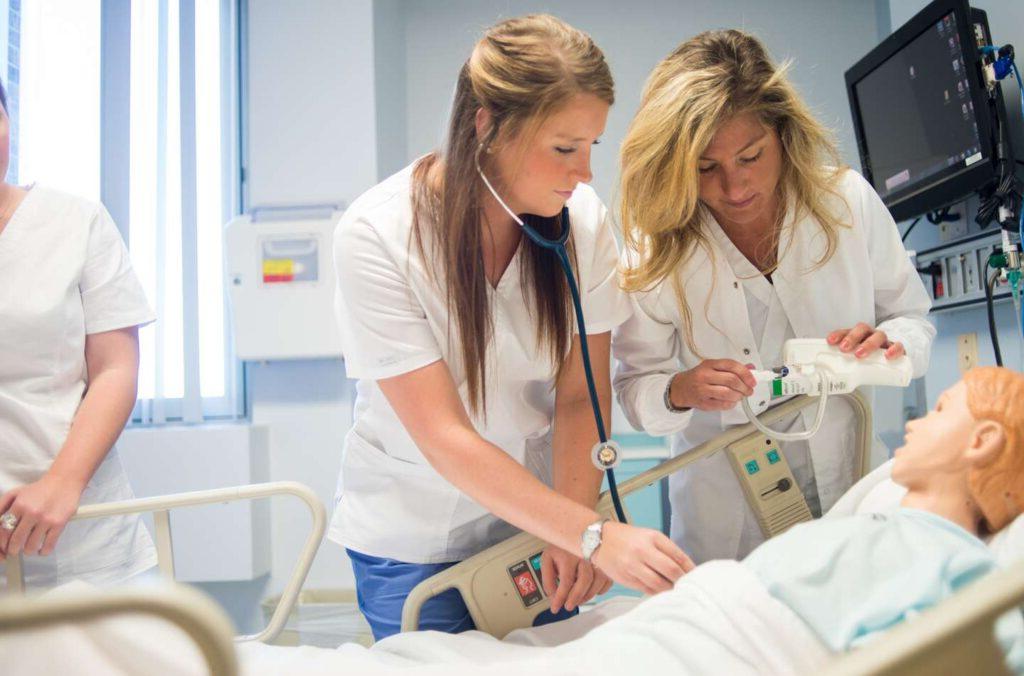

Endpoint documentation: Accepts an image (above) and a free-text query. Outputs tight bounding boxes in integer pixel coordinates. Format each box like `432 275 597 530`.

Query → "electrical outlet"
958 333 979 373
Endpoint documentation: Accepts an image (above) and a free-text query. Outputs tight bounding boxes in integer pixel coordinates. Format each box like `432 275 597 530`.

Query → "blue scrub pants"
347 548 576 641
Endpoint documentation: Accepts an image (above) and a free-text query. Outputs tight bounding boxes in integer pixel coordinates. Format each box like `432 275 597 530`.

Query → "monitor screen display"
853 10 984 201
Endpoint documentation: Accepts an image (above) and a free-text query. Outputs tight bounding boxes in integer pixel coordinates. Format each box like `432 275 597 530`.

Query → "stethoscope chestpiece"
590 439 623 470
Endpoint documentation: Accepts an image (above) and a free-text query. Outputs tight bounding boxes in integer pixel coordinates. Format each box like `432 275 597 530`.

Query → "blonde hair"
411 15 613 414
619 29 847 353
965 367 1024 532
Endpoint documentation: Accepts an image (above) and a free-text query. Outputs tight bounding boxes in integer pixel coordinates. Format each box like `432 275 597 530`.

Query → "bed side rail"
4 481 326 645
824 558 1024 676
0 582 238 676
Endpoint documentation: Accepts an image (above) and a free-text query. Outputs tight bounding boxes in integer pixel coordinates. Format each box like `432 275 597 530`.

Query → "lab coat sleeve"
580 204 633 335
612 273 695 436
80 205 156 335
333 214 443 380
851 170 936 378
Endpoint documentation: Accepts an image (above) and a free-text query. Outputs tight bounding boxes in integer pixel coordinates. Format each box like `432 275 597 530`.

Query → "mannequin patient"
742 366 1024 662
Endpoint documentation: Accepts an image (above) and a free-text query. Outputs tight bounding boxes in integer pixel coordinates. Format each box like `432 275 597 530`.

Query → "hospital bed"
3 457 1023 675
3 395 1023 675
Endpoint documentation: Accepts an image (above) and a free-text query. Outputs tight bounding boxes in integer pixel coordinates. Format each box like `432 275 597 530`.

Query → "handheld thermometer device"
741 338 913 442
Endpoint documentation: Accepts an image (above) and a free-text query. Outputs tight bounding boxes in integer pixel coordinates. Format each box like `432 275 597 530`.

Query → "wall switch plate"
958 332 979 374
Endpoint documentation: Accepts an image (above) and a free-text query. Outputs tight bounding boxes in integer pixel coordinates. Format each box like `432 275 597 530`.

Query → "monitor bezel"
845 0 999 222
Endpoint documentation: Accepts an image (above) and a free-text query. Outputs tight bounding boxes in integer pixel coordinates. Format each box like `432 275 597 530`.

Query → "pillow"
826 458 1024 566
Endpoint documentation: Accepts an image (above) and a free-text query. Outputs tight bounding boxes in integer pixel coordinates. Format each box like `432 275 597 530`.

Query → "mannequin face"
891 382 977 490
893 376 1014 531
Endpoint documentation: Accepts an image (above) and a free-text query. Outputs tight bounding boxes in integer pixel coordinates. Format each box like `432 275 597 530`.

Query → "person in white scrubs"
613 30 936 564
0 81 157 587
331 15 691 640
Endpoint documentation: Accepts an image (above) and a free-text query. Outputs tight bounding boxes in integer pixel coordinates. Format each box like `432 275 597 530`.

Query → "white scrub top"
0 186 157 588
330 163 631 564
614 169 935 563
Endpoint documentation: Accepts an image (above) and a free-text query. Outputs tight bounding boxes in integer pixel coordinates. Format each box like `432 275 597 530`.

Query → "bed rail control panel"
726 435 813 537
507 552 546 608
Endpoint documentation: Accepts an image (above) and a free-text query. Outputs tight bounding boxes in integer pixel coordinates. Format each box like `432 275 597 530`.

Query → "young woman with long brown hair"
331 15 691 640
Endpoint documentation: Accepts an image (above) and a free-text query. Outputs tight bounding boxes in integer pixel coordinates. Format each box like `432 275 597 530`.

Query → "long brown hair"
410 15 613 414
619 29 846 354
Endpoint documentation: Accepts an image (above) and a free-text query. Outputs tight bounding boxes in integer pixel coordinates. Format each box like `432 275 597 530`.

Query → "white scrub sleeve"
850 171 936 378
613 283 695 437
578 207 633 335
333 215 443 380
80 207 156 334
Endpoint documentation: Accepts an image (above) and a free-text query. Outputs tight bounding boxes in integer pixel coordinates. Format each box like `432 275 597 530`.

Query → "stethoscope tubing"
476 147 626 523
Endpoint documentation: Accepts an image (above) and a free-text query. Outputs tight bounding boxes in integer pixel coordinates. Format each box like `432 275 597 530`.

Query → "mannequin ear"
966 420 1006 468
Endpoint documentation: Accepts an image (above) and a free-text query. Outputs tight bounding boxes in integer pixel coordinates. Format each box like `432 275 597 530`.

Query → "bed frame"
1 480 326 645
3 404 1020 674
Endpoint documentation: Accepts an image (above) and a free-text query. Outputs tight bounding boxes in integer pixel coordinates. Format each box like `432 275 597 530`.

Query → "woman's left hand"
541 545 613 614
0 474 84 561
827 323 905 359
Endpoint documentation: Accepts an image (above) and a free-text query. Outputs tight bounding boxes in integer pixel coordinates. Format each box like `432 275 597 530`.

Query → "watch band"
664 375 690 413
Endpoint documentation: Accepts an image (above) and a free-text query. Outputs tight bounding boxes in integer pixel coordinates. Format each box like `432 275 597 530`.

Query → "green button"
767 450 780 464
745 460 760 475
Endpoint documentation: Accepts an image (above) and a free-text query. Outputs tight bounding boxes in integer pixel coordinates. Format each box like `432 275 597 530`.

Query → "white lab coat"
0 187 157 588
330 163 631 564
613 169 935 563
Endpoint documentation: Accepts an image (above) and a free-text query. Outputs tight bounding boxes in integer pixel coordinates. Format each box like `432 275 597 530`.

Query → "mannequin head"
964 367 1024 531
893 367 1024 533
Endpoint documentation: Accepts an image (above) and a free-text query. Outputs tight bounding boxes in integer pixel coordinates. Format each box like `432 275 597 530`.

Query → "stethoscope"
476 146 627 524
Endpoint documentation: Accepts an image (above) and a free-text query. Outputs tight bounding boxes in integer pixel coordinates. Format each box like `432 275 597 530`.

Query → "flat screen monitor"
845 0 1009 222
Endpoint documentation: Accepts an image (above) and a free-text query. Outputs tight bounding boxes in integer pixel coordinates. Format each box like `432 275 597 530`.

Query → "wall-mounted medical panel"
226 211 344 361
915 231 1012 313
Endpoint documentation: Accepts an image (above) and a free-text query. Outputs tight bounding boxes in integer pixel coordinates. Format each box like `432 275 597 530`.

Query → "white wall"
891 0 1024 406
393 0 884 202
245 0 378 209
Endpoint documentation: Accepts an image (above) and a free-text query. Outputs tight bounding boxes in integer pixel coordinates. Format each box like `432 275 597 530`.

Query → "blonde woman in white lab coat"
613 30 935 564
331 15 690 640
0 78 157 587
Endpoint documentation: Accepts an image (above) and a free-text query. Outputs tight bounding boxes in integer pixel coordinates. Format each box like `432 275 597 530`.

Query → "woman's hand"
0 474 85 561
590 522 695 596
668 359 757 411
541 545 613 613
827 323 905 359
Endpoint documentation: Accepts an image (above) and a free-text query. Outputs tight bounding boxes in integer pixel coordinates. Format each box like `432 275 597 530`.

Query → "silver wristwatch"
581 518 609 562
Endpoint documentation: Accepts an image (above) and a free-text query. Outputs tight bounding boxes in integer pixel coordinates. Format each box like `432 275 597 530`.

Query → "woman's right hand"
591 521 695 595
668 359 756 411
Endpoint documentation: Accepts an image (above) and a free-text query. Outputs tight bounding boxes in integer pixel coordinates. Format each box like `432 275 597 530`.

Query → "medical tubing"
987 270 1004 367
740 372 830 442
552 244 628 524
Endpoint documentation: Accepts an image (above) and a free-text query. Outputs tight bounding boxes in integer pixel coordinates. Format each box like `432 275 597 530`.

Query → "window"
8 0 240 423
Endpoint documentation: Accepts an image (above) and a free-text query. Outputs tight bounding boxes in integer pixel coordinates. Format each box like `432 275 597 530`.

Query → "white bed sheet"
237 560 830 676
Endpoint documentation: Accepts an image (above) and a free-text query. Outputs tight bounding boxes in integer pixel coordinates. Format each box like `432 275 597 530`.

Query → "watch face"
583 528 600 551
